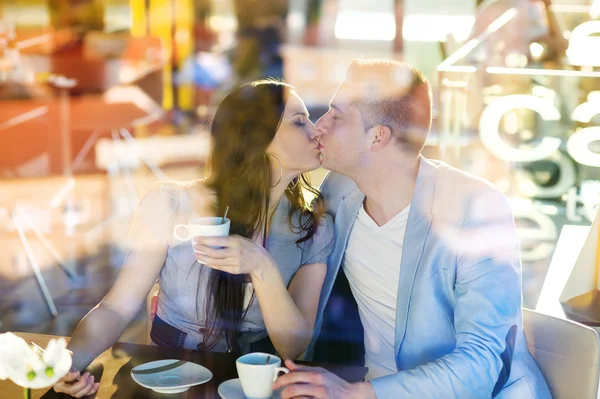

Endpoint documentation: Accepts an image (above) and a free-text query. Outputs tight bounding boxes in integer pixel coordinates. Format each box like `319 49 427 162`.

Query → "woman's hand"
53 369 99 398
193 235 274 278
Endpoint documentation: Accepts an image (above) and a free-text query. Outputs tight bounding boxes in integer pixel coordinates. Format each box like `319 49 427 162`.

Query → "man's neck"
354 156 420 227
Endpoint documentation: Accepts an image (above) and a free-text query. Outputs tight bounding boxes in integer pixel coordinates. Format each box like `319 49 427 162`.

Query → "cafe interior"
1 0 600 397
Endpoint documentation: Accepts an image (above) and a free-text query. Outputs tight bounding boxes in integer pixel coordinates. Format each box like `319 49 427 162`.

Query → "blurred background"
0 0 598 342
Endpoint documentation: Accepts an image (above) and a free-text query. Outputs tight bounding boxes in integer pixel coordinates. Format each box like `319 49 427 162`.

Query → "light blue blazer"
308 157 551 398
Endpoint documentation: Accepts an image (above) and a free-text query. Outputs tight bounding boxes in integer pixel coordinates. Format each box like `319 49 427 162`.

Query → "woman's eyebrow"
291 111 310 117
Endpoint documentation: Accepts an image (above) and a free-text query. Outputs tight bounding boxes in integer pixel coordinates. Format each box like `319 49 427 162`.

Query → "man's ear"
368 125 393 151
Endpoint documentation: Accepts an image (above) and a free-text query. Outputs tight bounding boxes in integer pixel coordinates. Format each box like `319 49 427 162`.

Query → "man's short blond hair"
345 59 432 153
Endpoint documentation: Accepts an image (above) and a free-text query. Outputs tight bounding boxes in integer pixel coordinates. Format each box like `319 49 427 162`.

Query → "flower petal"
42 338 67 367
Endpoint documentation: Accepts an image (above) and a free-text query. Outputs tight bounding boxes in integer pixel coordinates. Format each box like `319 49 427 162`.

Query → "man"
273 59 551 398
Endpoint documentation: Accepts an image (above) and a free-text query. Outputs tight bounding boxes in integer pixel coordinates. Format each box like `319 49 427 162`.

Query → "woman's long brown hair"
202 80 324 353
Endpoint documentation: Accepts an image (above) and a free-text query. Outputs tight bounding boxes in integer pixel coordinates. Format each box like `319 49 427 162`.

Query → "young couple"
54 59 551 399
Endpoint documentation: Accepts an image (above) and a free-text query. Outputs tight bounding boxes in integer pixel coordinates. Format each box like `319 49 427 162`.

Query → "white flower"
43 338 69 369
0 333 72 389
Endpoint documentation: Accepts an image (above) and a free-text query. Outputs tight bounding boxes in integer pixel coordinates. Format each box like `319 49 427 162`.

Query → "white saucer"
218 378 282 399
131 359 212 394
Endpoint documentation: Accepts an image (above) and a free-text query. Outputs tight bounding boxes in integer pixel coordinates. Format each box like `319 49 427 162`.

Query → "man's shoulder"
430 158 501 198
319 171 360 214
320 170 358 192
425 158 510 222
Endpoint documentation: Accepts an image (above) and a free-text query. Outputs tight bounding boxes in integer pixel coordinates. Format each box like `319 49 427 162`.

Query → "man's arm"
275 187 522 399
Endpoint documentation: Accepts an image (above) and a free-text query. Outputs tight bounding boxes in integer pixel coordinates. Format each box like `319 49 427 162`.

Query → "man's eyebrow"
329 103 344 113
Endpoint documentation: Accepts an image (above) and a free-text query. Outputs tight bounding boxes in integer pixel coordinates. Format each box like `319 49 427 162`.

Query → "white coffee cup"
236 353 289 399
173 217 230 241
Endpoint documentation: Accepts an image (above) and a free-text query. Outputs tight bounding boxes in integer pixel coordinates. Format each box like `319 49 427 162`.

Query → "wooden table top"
0 333 368 399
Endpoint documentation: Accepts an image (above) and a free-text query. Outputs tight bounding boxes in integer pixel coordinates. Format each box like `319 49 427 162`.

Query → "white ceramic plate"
130 359 213 394
218 378 282 399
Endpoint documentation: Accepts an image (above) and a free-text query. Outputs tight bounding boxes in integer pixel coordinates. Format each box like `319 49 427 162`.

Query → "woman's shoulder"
296 212 334 265
291 208 333 245
139 180 179 209
313 213 334 243
156 178 207 194
144 179 213 209
170 178 209 200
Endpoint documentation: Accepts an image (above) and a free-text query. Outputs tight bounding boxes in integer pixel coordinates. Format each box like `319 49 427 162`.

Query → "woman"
53 80 333 398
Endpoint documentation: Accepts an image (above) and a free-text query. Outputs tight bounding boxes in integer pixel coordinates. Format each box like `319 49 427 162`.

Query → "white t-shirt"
343 204 410 380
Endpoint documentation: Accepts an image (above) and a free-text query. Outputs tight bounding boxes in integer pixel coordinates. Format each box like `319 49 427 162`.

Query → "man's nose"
315 114 328 136
308 122 319 141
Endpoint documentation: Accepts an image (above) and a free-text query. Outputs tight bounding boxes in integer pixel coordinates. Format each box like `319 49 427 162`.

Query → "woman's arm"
67 247 167 371
193 235 327 360
252 260 326 359
53 184 176 397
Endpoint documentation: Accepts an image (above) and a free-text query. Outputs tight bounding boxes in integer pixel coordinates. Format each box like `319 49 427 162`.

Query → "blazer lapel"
328 189 365 283
394 156 438 361
317 188 365 328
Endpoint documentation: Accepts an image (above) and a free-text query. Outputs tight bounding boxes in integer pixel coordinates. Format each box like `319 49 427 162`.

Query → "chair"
146 281 160 344
522 308 600 398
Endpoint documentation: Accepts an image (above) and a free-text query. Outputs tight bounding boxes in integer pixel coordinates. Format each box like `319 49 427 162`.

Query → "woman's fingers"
62 370 81 382
194 253 244 274
194 252 237 266
193 236 237 249
71 374 98 398
193 243 239 259
54 372 98 397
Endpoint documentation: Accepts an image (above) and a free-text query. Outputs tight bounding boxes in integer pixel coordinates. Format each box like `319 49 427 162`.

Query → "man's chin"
319 154 337 172
320 158 353 177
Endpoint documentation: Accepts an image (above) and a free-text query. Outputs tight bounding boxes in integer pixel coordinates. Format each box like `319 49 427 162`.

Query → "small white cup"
236 353 289 399
173 217 230 241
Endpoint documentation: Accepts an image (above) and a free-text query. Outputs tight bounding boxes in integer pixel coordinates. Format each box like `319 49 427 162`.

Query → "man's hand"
273 360 376 399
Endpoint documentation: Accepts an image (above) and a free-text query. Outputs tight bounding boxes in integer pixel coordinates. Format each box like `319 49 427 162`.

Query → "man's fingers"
273 370 321 390
285 359 307 371
279 383 327 399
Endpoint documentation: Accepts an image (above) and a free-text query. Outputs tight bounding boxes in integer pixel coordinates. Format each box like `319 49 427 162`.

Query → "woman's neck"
268 176 293 212
268 164 296 212
255 172 296 244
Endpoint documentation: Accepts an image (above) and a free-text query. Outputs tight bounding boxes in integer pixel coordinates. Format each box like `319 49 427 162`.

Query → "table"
0 333 368 399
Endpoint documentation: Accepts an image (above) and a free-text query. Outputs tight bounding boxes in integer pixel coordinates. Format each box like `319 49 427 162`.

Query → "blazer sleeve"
370 188 522 398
